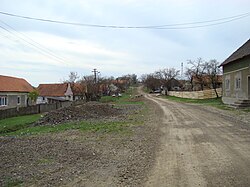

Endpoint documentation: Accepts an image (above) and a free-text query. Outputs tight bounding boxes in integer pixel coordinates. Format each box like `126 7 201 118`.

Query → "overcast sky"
0 0 250 86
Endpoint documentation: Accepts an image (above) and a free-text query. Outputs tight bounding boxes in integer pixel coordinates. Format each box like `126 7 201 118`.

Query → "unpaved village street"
144 94 250 187
1 92 250 187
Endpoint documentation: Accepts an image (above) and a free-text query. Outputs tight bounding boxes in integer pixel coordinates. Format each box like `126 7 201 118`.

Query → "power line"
0 11 249 29
152 15 250 29
0 20 71 64
0 21 70 65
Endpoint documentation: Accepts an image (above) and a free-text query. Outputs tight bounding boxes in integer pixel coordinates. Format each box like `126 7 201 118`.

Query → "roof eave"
220 54 250 67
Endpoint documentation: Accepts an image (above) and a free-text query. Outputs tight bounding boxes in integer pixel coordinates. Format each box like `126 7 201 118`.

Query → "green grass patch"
99 96 119 103
164 96 231 110
142 86 152 93
242 108 250 112
0 114 41 134
1 121 130 137
3 177 23 187
37 158 54 165
0 87 146 137
100 95 144 105
100 87 144 105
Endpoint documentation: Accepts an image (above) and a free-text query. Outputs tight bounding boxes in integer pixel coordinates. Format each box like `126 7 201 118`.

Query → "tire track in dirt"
144 94 207 187
144 94 250 187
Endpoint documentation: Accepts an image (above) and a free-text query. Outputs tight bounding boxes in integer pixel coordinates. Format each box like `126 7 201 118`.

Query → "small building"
192 75 222 91
166 78 183 91
0 75 34 109
220 39 250 106
37 83 73 104
71 83 86 100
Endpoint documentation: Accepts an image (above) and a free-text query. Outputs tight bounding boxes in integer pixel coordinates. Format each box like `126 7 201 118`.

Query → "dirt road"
1 92 250 187
144 94 250 187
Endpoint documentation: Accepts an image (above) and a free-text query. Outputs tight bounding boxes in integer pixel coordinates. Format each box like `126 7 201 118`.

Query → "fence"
0 101 72 120
168 88 222 99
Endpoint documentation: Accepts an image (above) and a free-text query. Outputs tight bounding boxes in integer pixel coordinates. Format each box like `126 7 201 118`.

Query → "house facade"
71 83 86 100
220 39 250 105
0 75 34 109
37 83 73 104
192 75 222 91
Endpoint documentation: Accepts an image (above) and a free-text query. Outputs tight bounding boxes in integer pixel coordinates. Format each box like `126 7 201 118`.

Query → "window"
0 96 7 106
17 96 21 105
236 78 241 89
225 79 230 90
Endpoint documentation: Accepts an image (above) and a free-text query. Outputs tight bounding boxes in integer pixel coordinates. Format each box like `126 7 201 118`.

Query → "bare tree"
185 68 194 91
206 59 222 98
187 58 207 90
141 73 161 91
155 68 180 90
160 68 180 80
141 67 180 92
67 72 79 83
80 75 100 101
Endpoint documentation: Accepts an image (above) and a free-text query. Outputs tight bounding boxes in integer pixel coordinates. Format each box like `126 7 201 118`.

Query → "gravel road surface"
1 91 250 187
144 93 250 187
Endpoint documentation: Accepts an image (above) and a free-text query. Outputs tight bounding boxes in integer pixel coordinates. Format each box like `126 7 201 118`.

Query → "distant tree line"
141 58 222 97
64 72 138 101
140 68 180 91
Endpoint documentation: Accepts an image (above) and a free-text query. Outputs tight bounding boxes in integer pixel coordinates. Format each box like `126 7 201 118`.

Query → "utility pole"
181 62 184 80
92 68 100 83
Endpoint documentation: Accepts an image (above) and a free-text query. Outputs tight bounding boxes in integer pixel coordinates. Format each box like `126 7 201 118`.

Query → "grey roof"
220 39 250 66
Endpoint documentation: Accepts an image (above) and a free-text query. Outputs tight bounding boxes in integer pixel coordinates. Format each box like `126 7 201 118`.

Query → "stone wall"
168 88 222 99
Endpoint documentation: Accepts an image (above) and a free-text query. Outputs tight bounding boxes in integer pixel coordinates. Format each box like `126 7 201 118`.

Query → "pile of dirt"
35 102 124 126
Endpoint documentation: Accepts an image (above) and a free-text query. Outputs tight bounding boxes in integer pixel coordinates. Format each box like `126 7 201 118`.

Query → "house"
166 78 183 91
71 83 86 100
37 83 73 104
220 39 250 107
0 75 34 109
192 75 222 91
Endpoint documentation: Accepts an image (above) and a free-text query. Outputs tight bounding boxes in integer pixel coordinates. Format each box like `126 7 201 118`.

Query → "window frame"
0 96 7 106
225 79 230 90
235 77 241 89
17 96 21 105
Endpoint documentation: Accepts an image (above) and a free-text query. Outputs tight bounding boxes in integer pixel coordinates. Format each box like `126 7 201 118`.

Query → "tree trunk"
213 83 219 98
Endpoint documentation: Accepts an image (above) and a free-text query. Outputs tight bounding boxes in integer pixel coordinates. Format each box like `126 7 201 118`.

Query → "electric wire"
0 22 70 65
0 11 249 29
0 20 71 64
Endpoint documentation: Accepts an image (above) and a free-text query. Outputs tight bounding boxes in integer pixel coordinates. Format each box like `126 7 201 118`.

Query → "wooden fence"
0 101 72 120
168 88 222 99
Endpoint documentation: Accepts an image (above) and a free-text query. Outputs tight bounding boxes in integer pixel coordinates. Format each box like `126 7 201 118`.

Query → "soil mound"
35 102 122 126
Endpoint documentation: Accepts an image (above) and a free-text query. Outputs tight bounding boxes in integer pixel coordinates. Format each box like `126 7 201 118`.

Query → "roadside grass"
0 114 41 134
1 121 131 137
242 108 250 112
163 95 232 110
100 87 144 105
143 87 152 93
3 177 23 187
0 87 146 137
36 158 55 165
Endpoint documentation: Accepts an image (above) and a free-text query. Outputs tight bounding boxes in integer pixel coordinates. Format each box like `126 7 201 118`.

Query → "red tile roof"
0 75 34 92
71 83 86 95
221 39 250 66
37 83 68 97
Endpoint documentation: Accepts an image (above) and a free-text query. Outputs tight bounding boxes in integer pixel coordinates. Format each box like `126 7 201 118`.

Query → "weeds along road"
144 93 250 187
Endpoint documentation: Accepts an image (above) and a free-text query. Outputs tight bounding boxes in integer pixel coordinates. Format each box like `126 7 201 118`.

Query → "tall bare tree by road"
206 59 222 98
187 58 207 90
